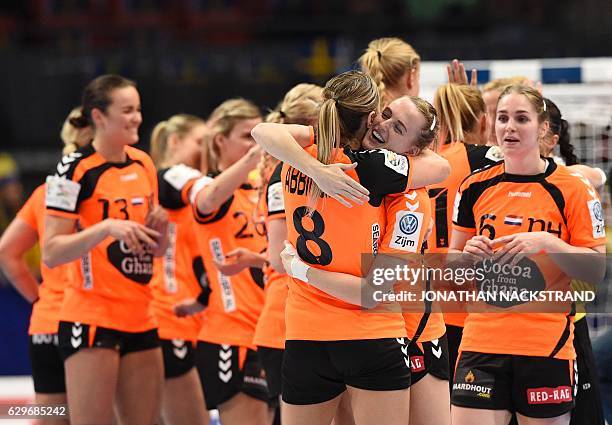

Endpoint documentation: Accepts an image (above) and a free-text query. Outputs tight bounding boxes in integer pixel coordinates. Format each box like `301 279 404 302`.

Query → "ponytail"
557 119 578 165
150 120 169 167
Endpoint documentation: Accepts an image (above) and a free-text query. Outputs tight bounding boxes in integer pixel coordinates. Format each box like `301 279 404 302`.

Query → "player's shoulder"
549 163 596 194
126 145 155 167
52 144 96 180
159 164 202 190
461 160 504 188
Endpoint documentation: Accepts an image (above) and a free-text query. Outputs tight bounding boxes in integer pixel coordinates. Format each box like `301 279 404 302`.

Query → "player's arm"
281 242 405 308
408 149 451 188
0 218 39 303
193 145 262 216
214 248 267 276
267 218 287 273
251 123 369 207
43 215 161 268
567 164 607 190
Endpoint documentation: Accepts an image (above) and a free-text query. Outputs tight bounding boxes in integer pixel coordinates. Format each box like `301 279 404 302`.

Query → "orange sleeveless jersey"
427 142 500 327
17 184 73 334
45 144 159 332
283 144 416 341
150 165 205 341
453 159 606 359
192 174 267 348
253 162 289 349
378 189 445 342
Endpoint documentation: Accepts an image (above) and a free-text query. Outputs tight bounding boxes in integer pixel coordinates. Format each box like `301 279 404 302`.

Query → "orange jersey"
283 144 415 341
151 165 205 341
453 159 606 359
17 184 73 334
378 189 445 342
427 142 500 327
192 174 267 348
45 144 159 332
253 162 289 349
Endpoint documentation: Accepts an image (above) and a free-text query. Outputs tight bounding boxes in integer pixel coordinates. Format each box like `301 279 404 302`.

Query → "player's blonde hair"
309 71 379 209
150 114 205 168
202 98 261 174
61 106 93 155
482 76 531 94
359 37 420 107
259 83 323 182
434 84 485 145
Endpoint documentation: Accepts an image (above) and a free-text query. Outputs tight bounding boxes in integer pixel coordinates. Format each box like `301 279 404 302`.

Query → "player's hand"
105 219 160 256
174 298 205 317
214 248 264 276
313 163 370 208
145 205 169 242
245 144 264 169
447 59 477 86
492 231 554 265
463 235 494 262
280 241 299 275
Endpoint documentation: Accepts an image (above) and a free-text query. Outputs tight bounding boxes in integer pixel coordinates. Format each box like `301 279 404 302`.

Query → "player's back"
282 145 412 341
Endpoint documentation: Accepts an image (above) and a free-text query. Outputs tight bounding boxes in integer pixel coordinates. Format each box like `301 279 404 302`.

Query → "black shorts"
408 334 450 385
451 351 575 418
29 333 65 394
58 321 160 361
196 342 269 410
160 339 196 379
446 324 463 382
282 338 411 405
570 318 605 425
257 346 284 399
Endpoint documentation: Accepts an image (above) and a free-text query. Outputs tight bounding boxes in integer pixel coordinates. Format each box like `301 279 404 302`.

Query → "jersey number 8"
293 206 332 266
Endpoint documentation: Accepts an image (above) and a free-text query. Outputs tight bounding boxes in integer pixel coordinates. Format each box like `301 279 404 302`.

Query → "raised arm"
193 145 262 216
251 123 369 207
0 218 40 303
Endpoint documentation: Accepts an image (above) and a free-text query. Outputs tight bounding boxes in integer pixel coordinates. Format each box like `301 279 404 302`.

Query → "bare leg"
33 392 69 425
409 374 450 425
65 348 120 425
517 412 571 425
115 348 164 425
346 386 410 425
160 368 208 425
282 392 344 425
451 405 512 425
218 392 269 425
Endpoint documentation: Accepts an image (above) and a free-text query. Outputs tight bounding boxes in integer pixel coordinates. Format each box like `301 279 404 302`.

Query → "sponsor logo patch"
45 175 81 212
527 386 572 405
587 199 605 238
164 164 202 190
267 181 284 213
383 150 409 176
389 210 423 252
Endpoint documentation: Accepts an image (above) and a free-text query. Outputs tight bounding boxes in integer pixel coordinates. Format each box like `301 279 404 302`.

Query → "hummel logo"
219 370 232 383
173 346 188 359
55 152 82 177
218 360 231 372
71 323 83 348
